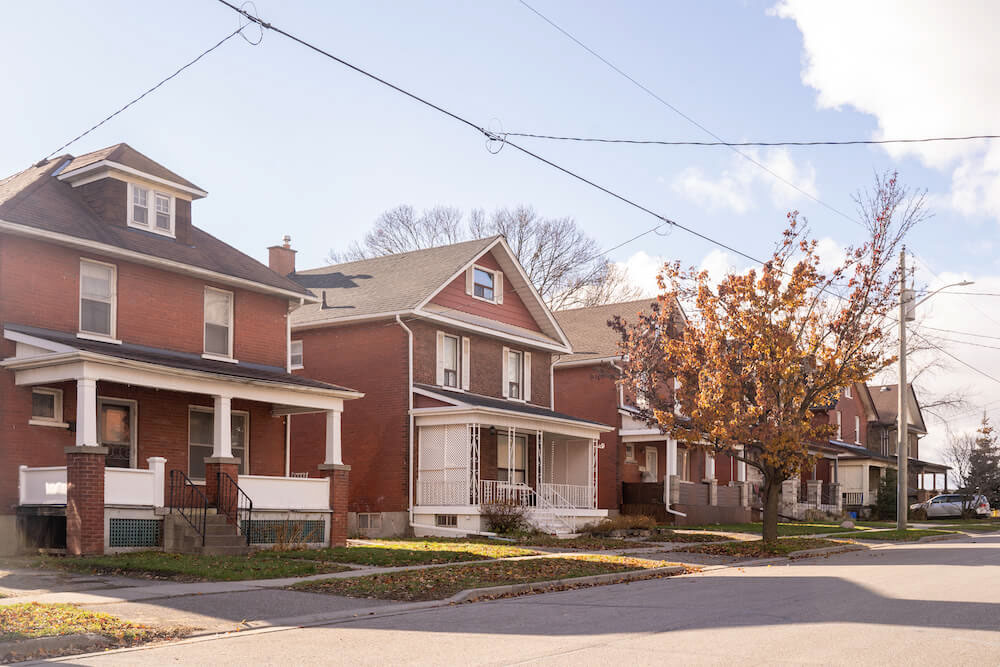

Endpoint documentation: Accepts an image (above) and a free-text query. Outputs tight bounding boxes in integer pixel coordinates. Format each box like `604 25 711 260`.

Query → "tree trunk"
762 479 781 544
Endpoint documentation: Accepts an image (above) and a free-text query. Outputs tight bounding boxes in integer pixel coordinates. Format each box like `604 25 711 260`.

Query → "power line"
517 0 863 229
909 329 1000 387
920 325 1000 342
505 131 1000 148
43 26 246 161
914 290 1000 297
212 0 774 268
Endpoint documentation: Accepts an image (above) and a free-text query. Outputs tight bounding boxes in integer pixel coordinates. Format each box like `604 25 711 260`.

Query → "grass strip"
0 602 173 642
673 537 842 558
292 555 672 601
645 531 729 543
263 540 537 567
38 551 353 582
840 529 956 541
677 522 856 536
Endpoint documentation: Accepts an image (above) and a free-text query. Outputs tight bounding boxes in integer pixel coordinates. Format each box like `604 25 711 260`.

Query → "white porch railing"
238 475 330 510
19 457 166 507
480 480 535 506
538 483 594 509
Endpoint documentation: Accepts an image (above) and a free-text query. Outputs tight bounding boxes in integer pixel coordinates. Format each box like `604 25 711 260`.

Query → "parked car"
912 493 991 518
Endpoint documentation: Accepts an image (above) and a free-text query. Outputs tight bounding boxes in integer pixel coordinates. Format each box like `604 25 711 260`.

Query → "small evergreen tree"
969 415 1000 508
874 469 897 520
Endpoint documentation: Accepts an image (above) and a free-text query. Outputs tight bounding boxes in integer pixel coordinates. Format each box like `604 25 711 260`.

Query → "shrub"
583 514 657 536
481 501 529 534
908 507 927 521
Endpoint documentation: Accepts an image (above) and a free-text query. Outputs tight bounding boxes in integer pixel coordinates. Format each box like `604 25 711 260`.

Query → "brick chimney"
268 235 296 276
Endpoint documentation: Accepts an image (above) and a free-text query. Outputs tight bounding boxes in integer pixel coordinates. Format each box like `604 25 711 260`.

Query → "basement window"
357 513 381 533
435 514 458 528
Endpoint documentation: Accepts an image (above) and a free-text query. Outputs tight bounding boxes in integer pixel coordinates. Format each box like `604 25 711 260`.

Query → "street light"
896 248 973 531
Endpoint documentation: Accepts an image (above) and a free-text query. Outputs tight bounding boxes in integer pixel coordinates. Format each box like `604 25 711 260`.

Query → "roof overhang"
2 329 362 409
57 160 208 199
555 355 621 368
0 219 315 304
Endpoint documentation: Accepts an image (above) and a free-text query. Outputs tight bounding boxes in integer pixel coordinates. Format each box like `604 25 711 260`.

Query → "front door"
644 446 658 482
99 399 135 468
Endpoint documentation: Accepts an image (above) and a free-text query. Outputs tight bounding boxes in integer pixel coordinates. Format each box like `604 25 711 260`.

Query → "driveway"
48 532 1000 665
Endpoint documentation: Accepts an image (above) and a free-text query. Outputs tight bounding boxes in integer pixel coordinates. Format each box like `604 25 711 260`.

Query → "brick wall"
553 363 620 509
65 448 105 555
409 319 553 409
289 320 410 513
0 235 288 367
829 387 867 446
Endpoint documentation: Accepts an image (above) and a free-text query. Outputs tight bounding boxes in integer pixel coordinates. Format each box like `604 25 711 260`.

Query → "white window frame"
844 385 852 399
435 514 458 528
188 406 250 479
855 415 861 444
203 287 235 361
624 443 636 463
99 397 138 469
836 410 842 440
497 432 528 483
289 340 304 370
472 266 497 303
127 182 175 237
78 259 118 341
441 333 461 388
507 349 524 400
29 387 67 428
357 513 382 532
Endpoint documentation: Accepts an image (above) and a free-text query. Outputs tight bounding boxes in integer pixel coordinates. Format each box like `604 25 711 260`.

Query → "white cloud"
772 0 1000 221
671 149 818 214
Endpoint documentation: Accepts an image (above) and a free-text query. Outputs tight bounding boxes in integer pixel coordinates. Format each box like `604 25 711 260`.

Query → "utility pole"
896 248 910 531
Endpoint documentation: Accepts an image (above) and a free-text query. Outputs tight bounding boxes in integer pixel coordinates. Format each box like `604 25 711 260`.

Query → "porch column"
205 395 238 509
318 462 350 547
665 438 677 506
75 378 98 447
65 445 107 556
507 427 515 485
807 479 822 507
736 459 747 483
324 410 343 465
705 452 716 480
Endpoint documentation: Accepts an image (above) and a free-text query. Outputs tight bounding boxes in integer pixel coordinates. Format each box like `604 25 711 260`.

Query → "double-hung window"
204 287 234 358
507 350 523 399
473 268 495 301
79 260 116 338
442 334 460 388
497 433 527 483
188 407 248 479
289 340 304 369
854 415 861 444
128 183 175 237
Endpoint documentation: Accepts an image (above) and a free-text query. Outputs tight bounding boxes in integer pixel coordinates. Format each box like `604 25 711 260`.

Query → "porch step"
163 513 251 556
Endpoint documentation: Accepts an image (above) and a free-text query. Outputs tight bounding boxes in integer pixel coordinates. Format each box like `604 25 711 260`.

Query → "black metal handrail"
217 471 253 546
168 469 208 547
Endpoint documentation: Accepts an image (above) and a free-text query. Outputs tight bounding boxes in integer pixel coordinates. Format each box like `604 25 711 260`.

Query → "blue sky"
3 1 999 462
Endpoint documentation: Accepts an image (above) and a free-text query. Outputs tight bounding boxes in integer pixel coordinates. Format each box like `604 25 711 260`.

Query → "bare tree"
329 204 641 309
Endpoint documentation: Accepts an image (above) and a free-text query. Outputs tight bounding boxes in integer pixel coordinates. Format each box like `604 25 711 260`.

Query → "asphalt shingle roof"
0 148 308 297
554 298 663 362
290 237 500 326
414 383 609 428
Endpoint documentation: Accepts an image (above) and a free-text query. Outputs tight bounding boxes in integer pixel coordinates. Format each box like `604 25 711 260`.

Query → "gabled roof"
0 150 309 299
290 236 572 348
868 384 927 433
554 298 670 363
58 143 205 195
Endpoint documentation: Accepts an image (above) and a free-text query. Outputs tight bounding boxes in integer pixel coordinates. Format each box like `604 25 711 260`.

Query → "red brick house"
553 299 752 525
277 237 610 536
2 144 361 556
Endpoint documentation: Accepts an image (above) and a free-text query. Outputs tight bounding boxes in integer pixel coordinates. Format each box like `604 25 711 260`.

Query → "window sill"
202 353 240 364
470 294 498 305
29 419 70 428
440 385 465 392
289 364 304 371
127 220 176 239
77 332 122 345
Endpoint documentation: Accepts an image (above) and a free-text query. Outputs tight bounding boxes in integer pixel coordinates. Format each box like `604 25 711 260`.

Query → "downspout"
397 314 502 539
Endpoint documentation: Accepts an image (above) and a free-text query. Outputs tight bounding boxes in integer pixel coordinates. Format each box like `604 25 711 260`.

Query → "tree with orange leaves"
613 173 924 543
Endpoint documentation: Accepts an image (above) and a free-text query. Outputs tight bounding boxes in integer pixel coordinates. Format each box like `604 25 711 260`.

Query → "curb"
446 565 687 603
1 633 109 663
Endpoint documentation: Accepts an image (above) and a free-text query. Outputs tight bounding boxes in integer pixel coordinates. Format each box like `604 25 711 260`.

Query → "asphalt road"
56 534 1000 666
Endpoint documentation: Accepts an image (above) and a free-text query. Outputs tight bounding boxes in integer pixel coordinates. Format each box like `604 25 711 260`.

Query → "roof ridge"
297 235 499 275
554 297 661 314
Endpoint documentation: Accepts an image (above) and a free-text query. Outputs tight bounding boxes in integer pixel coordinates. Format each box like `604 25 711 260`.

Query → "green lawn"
0 602 174 642
39 551 353 582
292 555 676 601
673 537 843 558
678 522 856 536
840 529 956 541
645 531 730 543
933 521 1000 533
268 540 537 566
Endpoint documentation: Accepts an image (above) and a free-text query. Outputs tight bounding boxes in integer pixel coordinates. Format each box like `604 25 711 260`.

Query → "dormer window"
128 183 175 237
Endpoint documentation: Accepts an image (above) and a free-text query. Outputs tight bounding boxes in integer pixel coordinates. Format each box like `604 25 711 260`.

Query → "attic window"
474 268 495 300
466 265 503 304
128 183 175 237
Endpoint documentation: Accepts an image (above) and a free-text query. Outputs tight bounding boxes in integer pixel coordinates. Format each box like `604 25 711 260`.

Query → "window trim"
507 349 524 401
435 514 458 528
127 182 176 237
471 266 497 303
441 333 461 388
855 415 862 445
203 286 235 360
497 432 528 483
29 387 67 428
624 443 636 463
844 385 852 399
98 396 138 468
187 405 250 479
289 340 304 370
79 258 118 340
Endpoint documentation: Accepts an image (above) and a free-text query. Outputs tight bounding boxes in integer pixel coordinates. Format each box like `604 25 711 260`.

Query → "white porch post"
469 424 480 505
665 438 677 506
147 457 166 508
75 378 98 447
536 430 544 490
705 451 716 480
507 426 515 484
737 457 747 483
324 409 343 465
212 395 233 459
590 438 599 509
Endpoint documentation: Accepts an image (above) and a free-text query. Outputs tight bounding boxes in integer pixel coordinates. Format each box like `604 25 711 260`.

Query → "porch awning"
2 324 363 410
412 384 610 438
